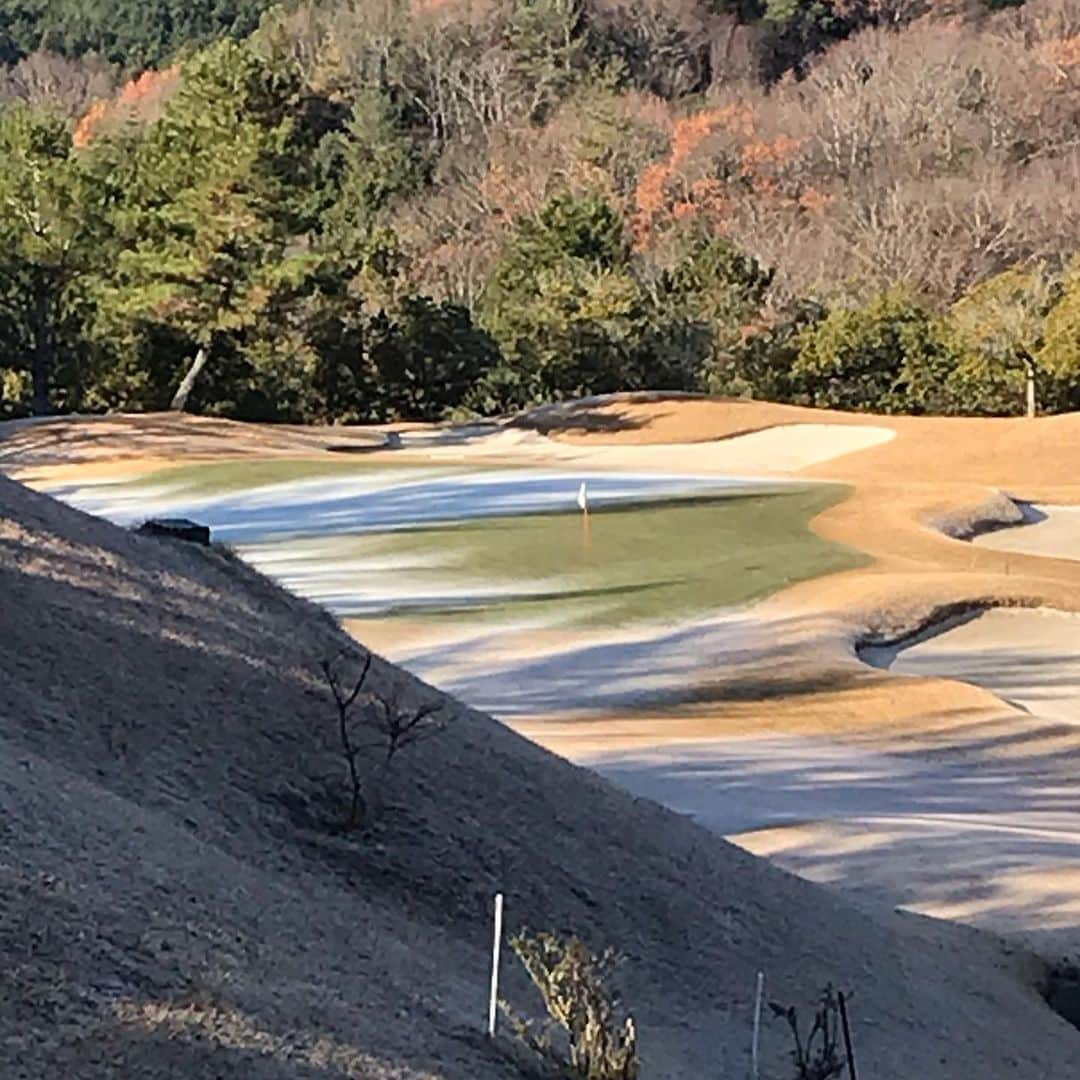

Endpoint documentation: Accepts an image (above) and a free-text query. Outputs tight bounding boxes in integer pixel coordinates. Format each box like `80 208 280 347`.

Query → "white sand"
864 607 1080 725
407 422 896 474
580 733 1080 941
677 607 1080 945
975 504 1080 562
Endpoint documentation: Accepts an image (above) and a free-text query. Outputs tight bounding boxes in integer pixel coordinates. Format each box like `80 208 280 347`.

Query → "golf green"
256 483 866 626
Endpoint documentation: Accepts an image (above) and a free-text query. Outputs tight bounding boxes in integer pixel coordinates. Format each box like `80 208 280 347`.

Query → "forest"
3 0 1080 423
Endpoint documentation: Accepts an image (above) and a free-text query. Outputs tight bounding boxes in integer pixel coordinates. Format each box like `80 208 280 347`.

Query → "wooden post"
1020 352 1037 419
488 892 504 1038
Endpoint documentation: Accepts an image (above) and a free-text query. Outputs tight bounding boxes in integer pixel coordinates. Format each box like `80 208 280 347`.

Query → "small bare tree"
319 650 374 830
769 985 849 1080
319 648 447 829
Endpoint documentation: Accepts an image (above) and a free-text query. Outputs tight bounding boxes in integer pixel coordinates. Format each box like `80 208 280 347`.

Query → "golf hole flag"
576 481 589 513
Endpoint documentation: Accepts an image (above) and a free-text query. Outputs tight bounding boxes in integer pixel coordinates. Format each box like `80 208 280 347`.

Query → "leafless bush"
588 0 716 99
501 929 639 1080
318 648 447 829
769 985 850 1080
0 50 117 117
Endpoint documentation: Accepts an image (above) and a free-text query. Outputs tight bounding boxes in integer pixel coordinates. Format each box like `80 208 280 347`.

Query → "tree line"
2 0 1080 424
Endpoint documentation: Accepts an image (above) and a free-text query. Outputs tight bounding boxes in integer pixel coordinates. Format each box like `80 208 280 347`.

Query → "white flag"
576 481 589 512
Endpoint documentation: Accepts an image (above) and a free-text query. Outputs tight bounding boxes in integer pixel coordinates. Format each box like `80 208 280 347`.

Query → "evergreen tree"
92 40 317 411
0 106 108 414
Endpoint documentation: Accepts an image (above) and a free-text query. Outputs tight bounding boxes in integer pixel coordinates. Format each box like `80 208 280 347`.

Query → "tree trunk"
170 346 209 412
1022 355 1037 419
30 284 52 416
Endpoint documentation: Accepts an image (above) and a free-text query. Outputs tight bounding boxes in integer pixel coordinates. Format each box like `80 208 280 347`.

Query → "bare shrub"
318 648 447 829
501 929 639 1080
588 0 716 99
0 50 117 117
769 985 850 1080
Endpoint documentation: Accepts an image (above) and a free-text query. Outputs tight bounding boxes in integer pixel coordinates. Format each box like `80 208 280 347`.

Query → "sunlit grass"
278 483 864 626
119 456 475 497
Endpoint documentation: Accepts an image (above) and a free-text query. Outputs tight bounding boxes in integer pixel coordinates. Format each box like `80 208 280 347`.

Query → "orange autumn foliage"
798 186 832 215
73 100 109 149
73 65 181 148
1039 35 1080 82
631 104 754 247
739 135 801 177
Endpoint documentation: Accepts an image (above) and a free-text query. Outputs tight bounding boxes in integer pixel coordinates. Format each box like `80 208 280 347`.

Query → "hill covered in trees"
3 0 1080 423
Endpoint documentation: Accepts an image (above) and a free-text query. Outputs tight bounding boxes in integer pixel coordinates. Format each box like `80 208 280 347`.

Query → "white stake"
576 481 589 514
488 892 504 1038
751 970 765 1080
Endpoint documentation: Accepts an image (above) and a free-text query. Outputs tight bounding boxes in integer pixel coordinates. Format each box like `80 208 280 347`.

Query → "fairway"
112 455 458 497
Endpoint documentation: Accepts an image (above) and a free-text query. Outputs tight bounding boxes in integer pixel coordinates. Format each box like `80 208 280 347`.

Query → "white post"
488 892 504 1038
751 970 765 1080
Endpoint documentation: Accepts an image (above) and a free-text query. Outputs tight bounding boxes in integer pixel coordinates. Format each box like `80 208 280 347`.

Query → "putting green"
263 483 865 627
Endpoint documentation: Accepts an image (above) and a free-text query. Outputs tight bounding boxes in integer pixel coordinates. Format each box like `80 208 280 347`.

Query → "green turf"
322 483 865 626
123 456 470 496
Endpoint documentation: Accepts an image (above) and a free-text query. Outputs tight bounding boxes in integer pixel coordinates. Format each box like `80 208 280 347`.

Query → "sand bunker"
975 504 1080 563
863 607 1080 725
406 422 896 474
670 607 1080 944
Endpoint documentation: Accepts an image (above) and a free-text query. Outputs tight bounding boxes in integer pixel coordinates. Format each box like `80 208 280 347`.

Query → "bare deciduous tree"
319 649 374 830
319 648 447 829
0 50 117 118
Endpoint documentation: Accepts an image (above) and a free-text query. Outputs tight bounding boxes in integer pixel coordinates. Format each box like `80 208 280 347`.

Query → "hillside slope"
2 472 1079 1078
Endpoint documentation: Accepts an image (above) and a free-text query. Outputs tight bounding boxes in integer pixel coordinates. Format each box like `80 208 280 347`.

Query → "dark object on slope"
137 517 211 545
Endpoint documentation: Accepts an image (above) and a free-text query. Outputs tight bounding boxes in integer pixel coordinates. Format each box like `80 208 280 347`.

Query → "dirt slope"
3 473 1080 1077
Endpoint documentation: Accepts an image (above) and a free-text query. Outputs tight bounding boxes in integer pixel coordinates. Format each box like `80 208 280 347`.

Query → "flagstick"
487 892 504 1038
577 481 590 551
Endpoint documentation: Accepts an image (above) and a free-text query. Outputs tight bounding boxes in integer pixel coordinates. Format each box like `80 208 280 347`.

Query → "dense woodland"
3 0 1080 422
